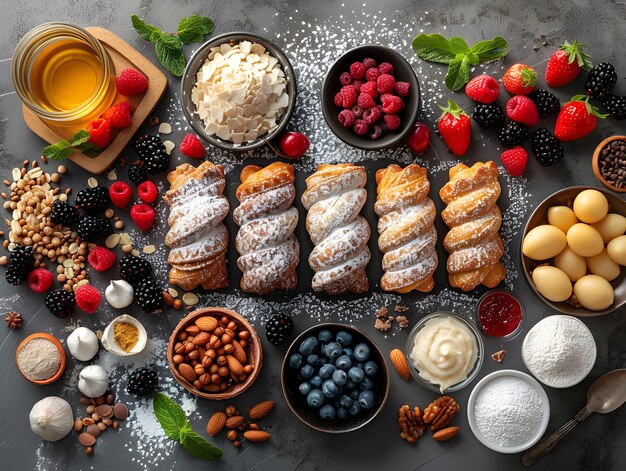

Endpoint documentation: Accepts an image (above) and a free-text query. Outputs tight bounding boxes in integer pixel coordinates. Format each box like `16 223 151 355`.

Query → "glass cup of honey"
11 22 116 129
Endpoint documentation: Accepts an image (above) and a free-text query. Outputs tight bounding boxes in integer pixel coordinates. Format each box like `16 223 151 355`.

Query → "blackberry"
128 164 147 184
75 187 110 212
585 62 618 98
134 134 169 174
77 215 113 242
531 128 565 166
50 200 78 226
135 278 164 312
119 255 153 285
498 121 528 148
5 245 34 285
45 289 76 318
601 95 626 120
529 89 560 117
127 367 159 395
472 103 505 129
265 313 294 346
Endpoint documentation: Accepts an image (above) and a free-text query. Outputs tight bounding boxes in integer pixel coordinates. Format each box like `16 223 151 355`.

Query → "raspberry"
378 62 394 75
365 67 380 82
87 247 116 272
394 81 410 97
138 180 158 203
381 95 404 114
465 74 500 104
116 68 149 96
383 114 401 130
75 284 101 314
101 101 132 129
338 109 357 127
131 203 155 231
358 93 376 109
86 118 111 148
500 146 529 177
360 81 378 98
369 124 383 139
352 80 363 92
109 181 132 208
506 95 539 126
363 58 377 69
362 106 381 125
334 92 344 107
349 62 366 79
179 133 205 158
377 74 396 93
339 72 353 85
353 119 368 135
27 268 53 293
340 85 357 109
352 105 364 118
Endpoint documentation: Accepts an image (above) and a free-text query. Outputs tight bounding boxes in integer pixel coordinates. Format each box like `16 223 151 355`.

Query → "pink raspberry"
334 92 344 107
380 93 393 102
381 95 404 114
339 72 353 86
369 124 384 139
351 105 364 118
357 93 376 109
362 106 381 125
378 62 394 75
349 62 366 79
377 74 396 93
383 114 401 130
352 79 363 92
340 85 357 108
360 81 378 98
365 67 380 82
363 57 377 69
353 119 368 135
338 109 357 127
394 81 410 97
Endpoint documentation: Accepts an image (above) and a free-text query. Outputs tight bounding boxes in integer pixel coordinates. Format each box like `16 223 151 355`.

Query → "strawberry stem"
569 95 609 119
560 40 592 70
438 99 468 120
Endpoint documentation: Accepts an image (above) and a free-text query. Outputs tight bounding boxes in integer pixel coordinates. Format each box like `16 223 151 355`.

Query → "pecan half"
423 396 460 431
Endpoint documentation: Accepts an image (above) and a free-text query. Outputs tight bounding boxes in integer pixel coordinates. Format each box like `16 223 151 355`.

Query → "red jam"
478 291 522 337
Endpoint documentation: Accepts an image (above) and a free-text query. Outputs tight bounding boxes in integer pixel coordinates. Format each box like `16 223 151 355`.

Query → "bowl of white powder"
467 370 550 454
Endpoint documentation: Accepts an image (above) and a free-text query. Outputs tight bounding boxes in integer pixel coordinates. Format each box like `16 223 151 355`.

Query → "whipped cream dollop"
105 280 134 309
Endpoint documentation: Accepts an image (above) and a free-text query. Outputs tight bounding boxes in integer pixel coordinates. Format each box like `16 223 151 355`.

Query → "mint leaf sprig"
43 130 100 161
412 34 509 91
131 14 215 76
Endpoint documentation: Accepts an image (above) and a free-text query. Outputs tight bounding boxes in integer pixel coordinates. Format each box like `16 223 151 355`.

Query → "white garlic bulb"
67 327 99 362
78 365 109 398
29 396 74 441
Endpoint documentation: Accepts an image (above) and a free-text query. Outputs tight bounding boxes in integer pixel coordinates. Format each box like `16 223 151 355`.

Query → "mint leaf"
152 392 188 440
177 14 215 44
155 36 185 76
445 56 471 91
412 34 460 64
470 37 509 62
43 140 73 161
131 15 162 43
69 130 90 147
180 430 223 462
448 37 470 54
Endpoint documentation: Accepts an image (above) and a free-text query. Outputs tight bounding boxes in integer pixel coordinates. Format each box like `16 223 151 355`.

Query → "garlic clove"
105 280 134 309
67 327 99 362
78 365 109 398
101 314 147 356
29 396 74 441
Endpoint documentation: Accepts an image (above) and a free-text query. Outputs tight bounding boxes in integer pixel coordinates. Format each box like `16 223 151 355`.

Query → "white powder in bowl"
522 315 596 387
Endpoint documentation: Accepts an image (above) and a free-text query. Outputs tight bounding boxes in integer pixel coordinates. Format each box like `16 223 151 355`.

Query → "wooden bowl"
167 307 262 400
15 333 66 385
592 135 626 193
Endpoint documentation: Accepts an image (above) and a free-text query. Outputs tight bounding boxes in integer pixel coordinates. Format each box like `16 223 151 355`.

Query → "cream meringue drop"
67 327 99 362
105 280 134 309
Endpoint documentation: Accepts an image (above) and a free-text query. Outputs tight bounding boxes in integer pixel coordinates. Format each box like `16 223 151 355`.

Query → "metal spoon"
522 369 626 466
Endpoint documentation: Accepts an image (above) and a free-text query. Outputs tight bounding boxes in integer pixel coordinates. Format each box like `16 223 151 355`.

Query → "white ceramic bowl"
467 370 550 454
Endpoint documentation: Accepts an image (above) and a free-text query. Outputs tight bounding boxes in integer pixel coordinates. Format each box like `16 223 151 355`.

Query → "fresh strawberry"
506 95 539 126
109 181 132 208
130 203 155 231
86 118 111 148
101 101 132 129
87 247 116 272
545 40 592 88
27 268 54 293
75 284 101 314
500 146 528 176
179 133 205 158
554 95 608 141
465 75 500 103
437 100 471 156
116 68 149 96
502 64 537 95
137 180 158 204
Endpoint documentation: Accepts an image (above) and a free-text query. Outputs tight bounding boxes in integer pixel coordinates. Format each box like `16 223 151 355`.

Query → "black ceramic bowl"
281 323 390 434
180 32 297 152
321 45 420 151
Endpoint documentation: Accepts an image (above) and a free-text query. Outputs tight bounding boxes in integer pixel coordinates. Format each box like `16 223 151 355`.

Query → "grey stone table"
1 0 625 470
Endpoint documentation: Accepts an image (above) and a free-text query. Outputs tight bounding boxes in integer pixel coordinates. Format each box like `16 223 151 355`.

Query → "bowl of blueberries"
281 323 390 433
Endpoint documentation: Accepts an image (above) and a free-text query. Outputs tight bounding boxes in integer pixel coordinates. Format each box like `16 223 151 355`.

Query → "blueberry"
359 376 374 391
299 336 319 356
325 342 342 360
319 363 336 380
348 401 362 416
363 361 378 376
336 331 353 346
306 389 325 408
337 406 348 420
345 380 356 390
342 347 354 360
310 375 323 388
319 404 336 420
322 379 341 398
358 390 376 410
318 329 333 343
354 342 370 361
335 354 352 370
289 353 303 370
307 354 320 367
339 395 353 408
299 382 312 395
350 389 359 400
348 366 365 383
332 369 348 386
298 364 315 380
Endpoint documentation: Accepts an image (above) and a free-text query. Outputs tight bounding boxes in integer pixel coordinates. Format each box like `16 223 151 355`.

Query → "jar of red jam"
476 289 523 339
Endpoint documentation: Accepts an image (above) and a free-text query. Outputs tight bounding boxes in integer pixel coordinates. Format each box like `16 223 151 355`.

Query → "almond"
390 348 410 381
195 316 218 332
206 411 227 436
226 355 244 375
432 426 460 442
243 430 270 442
185 325 201 335
225 415 244 429
248 401 275 419
231 339 248 364
192 332 211 346
178 363 197 382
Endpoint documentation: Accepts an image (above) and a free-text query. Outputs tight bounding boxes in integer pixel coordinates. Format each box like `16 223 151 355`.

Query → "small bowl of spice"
101 314 147 356
592 135 626 192
476 289 524 340
16 333 66 385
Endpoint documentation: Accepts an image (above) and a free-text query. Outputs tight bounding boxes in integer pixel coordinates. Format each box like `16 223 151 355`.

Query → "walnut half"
398 405 426 443
423 396 460 431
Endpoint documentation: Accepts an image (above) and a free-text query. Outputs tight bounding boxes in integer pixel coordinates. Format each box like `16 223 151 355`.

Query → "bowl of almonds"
167 307 262 400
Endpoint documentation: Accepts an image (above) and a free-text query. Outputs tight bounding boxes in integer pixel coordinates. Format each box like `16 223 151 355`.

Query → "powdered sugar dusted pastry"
439 161 506 291
164 161 229 291
233 162 299 294
302 163 370 294
375 164 438 293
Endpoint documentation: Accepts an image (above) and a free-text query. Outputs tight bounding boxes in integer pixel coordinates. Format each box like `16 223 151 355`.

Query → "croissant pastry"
375 164 438 293
439 161 506 291
164 161 229 291
233 162 299 294
302 163 370 294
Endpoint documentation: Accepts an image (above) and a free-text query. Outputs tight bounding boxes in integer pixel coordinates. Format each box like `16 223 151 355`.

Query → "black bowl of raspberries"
321 45 420 150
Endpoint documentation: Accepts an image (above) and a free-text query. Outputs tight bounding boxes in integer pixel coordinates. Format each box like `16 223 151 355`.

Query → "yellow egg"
573 189 609 223
532 266 573 302
523 225 567 260
573 275 614 311
566 223 604 257
554 247 587 281
607 235 626 266
548 206 578 233
592 213 626 244
587 249 621 281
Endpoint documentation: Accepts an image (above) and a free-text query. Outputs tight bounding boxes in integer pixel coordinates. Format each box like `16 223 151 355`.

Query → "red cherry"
405 122 431 154
278 132 310 159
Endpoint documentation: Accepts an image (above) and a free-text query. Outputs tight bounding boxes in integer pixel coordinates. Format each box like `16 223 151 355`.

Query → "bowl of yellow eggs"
521 186 626 317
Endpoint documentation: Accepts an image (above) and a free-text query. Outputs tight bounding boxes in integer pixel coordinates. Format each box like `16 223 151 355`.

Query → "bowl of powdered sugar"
522 315 597 388
468 370 550 454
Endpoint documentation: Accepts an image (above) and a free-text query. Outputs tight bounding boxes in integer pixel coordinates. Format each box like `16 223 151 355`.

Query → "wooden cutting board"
22 27 168 175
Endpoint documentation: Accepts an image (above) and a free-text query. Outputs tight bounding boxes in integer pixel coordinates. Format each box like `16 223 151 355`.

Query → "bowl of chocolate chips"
593 135 626 192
